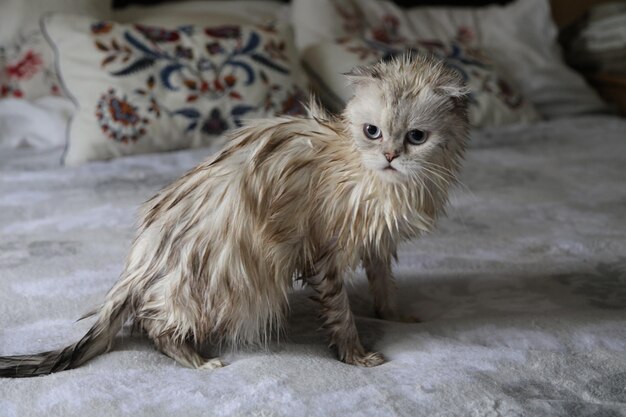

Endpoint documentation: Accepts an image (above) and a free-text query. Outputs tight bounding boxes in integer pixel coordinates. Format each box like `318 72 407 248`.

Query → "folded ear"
433 70 470 115
433 69 469 98
434 84 469 98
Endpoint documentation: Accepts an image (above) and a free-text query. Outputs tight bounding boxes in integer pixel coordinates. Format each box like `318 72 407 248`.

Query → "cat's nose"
384 151 398 162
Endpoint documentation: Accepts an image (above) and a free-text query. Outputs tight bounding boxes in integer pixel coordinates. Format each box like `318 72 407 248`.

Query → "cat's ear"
434 84 469 98
343 65 381 86
433 70 469 98
433 71 469 112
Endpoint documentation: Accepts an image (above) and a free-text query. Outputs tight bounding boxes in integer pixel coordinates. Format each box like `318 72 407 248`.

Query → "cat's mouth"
383 165 397 172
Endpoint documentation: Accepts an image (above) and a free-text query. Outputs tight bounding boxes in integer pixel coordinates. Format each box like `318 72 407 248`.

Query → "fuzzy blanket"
1 115 625 417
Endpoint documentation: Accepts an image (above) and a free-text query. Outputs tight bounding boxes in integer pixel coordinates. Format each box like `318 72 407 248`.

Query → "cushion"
292 0 609 119
0 0 111 100
43 14 307 165
303 35 540 127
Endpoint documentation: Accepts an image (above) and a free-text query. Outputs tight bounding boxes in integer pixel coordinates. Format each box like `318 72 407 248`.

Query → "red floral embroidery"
135 25 180 43
204 26 241 39
456 27 475 45
91 22 113 35
280 89 306 115
0 84 24 98
7 51 43 81
96 89 149 143
371 14 403 44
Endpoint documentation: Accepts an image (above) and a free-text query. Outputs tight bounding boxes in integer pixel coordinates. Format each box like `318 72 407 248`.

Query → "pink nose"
384 152 398 162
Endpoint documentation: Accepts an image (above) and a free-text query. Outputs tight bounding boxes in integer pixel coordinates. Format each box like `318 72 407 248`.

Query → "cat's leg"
307 271 384 367
363 253 418 322
153 336 223 370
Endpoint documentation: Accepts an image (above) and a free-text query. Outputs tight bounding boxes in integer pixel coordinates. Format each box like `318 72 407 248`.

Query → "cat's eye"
405 129 428 145
363 124 382 140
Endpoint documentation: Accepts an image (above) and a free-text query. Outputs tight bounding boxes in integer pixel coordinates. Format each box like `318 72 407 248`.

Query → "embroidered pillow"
0 32 64 99
43 14 307 165
293 0 607 119
303 35 540 128
0 0 111 100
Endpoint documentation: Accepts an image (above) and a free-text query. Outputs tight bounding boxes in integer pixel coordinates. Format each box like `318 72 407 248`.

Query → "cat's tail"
0 278 132 378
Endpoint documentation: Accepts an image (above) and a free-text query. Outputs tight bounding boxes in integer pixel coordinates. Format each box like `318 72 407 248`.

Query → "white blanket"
0 115 625 416
0 97 73 150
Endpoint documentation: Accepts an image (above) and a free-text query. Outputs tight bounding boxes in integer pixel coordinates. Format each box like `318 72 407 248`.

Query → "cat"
0 52 469 377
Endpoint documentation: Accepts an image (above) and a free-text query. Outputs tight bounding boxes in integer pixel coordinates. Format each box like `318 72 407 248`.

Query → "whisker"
420 160 473 196
420 167 449 197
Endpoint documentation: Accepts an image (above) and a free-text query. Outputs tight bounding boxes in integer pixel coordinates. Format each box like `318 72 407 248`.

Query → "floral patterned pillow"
303 33 540 128
294 0 606 120
42 14 307 166
0 0 111 100
0 31 64 99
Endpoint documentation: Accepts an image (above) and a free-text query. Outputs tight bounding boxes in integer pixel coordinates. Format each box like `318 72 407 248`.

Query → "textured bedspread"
1 115 625 417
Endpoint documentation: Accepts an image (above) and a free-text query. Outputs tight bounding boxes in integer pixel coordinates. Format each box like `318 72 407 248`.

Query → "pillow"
43 14 307 165
303 36 540 127
292 0 609 119
0 31 64 99
0 0 112 100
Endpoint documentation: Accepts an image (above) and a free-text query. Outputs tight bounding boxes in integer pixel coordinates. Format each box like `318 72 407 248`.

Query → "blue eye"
363 124 382 140
406 129 428 145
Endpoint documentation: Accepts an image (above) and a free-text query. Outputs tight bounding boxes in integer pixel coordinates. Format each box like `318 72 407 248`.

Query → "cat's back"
139 114 351 233
225 115 352 215
209 114 349 177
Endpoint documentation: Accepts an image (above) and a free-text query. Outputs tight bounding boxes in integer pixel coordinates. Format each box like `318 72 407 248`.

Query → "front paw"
343 351 385 367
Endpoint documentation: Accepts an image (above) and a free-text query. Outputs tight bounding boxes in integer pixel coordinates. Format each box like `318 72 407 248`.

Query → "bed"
1 0 625 416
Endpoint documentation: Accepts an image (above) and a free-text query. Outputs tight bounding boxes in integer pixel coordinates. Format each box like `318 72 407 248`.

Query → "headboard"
111 0 611 28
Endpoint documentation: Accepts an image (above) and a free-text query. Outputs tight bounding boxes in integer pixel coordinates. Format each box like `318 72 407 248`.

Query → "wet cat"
0 52 469 377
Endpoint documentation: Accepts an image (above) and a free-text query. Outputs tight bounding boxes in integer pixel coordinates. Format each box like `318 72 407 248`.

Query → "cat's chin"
374 166 405 183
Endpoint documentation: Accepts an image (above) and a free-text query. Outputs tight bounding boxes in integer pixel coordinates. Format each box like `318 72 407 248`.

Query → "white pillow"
292 0 609 119
303 37 540 127
43 13 308 165
0 0 112 100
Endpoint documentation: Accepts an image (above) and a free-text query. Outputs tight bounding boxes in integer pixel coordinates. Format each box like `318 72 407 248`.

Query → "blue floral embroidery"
91 21 305 144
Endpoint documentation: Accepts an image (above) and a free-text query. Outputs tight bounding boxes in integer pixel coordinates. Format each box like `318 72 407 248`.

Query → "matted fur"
0 53 469 377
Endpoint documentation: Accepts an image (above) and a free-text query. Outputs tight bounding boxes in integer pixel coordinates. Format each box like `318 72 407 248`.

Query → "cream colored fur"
0 53 469 377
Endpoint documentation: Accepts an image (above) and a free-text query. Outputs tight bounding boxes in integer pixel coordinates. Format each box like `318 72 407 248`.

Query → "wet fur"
0 53 469 377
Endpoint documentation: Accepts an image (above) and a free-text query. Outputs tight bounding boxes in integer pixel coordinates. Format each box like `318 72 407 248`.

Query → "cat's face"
344 54 469 185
